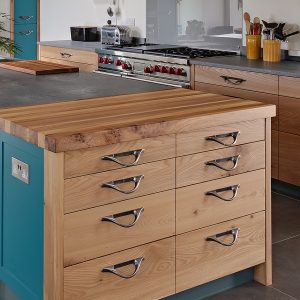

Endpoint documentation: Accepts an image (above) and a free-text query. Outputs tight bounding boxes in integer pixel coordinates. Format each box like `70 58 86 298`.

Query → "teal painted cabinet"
0 132 44 300
14 0 38 60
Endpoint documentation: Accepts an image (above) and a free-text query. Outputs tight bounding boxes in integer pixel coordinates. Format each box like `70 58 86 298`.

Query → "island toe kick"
0 89 275 299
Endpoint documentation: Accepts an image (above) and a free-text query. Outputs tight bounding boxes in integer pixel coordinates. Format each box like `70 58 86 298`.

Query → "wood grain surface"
0 89 275 152
0 60 79 75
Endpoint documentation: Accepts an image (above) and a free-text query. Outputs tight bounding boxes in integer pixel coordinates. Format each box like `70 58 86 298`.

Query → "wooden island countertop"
0 88 275 152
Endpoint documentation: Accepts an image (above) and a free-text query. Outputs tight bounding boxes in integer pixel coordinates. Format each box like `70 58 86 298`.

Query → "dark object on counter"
71 26 100 42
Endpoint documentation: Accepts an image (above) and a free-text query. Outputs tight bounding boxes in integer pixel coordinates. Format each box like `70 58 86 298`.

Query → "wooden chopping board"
0 60 79 75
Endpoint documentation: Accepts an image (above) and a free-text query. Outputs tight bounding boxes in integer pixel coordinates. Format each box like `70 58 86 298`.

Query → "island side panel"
44 150 64 300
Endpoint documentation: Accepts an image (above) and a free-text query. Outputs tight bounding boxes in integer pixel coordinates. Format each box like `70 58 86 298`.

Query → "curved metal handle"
206 228 240 247
102 175 144 194
19 30 33 36
206 131 240 147
101 207 144 228
206 155 240 172
220 75 246 85
18 15 33 21
102 149 144 167
60 52 72 58
206 184 240 201
102 257 144 279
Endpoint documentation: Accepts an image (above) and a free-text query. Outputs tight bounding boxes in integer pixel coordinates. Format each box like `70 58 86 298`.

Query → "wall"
243 0 300 51
40 0 146 41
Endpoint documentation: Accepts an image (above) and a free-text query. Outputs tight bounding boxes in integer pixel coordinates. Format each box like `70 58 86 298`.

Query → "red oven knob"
102 57 109 64
169 67 176 75
99 57 104 64
160 66 168 73
115 59 122 66
122 62 132 70
144 66 153 74
154 65 160 72
176 68 187 76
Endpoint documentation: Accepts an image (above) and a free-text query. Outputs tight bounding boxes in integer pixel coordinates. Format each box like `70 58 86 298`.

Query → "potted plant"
0 12 19 55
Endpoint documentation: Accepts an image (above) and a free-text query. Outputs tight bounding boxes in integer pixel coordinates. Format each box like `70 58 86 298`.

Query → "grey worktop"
190 55 300 78
0 69 172 108
39 40 103 52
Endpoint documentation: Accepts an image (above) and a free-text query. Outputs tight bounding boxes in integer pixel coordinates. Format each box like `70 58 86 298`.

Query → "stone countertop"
190 55 300 78
39 40 103 52
0 69 173 108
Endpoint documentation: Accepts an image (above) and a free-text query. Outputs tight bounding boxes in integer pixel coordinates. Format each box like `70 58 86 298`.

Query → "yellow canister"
246 35 261 60
263 40 281 62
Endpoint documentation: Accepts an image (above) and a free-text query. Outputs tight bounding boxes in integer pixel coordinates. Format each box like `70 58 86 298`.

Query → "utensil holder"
246 35 261 60
263 40 281 62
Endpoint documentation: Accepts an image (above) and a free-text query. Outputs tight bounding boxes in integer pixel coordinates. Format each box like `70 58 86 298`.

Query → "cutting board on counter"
0 60 79 75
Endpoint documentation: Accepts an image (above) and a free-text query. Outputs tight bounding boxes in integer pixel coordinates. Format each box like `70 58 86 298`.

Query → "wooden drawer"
279 76 300 98
272 130 279 179
176 170 265 234
64 159 175 213
194 82 279 130
64 135 175 178
176 141 265 188
39 45 98 65
176 212 265 292
40 56 96 72
64 238 175 300
279 96 300 136
279 132 300 186
64 190 175 266
194 65 278 95
177 119 265 157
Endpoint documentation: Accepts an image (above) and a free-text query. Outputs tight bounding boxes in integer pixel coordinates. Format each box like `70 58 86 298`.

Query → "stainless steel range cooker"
96 45 237 87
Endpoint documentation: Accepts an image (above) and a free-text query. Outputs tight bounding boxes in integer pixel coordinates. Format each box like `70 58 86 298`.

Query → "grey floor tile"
272 193 300 244
206 282 294 300
273 235 300 299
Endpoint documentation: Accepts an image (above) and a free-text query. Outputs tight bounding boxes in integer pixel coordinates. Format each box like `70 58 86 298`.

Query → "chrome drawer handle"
206 228 240 247
220 75 246 85
206 131 240 147
19 30 33 36
206 184 240 202
102 175 144 194
18 15 33 21
102 257 144 279
102 149 144 167
60 52 72 58
101 207 144 228
206 155 240 172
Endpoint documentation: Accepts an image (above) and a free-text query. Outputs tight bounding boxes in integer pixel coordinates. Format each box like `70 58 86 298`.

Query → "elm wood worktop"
0 88 275 153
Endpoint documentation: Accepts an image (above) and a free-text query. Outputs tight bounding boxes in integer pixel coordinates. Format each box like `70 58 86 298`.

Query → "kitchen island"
0 70 275 300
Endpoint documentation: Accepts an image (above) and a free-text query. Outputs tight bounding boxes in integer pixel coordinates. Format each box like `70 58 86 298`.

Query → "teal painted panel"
0 132 44 300
14 24 37 60
164 269 253 300
14 0 37 25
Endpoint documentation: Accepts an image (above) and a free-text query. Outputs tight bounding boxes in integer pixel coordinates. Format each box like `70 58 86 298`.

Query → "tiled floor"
208 192 300 300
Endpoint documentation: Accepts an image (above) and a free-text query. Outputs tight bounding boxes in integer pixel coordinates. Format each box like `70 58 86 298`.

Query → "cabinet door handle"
60 52 72 59
206 131 240 147
220 75 246 85
102 257 144 279
101 207 144 228
102 149 144 167
19 30 33 36
206 228 240 247
206 184 240 201
206 155 240 172
18 15 33 21
102 175 144 194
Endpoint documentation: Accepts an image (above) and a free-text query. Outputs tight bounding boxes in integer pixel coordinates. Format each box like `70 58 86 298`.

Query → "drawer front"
64 159 175 213
64 238 175 300
177 119 265 157
176 141 265 188
194 66 278 95
14 0 37 25
272 130 279 179
64 190 175 266
176 170 265 234
176 212 265 292
279 132 300 186
279 96 300 136
279 76 300 98
40 57 96 72
64 135 175 178
39 45 98 65
194 82 279 130
14 24 37 60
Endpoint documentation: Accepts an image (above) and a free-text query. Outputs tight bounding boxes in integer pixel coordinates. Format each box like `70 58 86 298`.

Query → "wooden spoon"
244 12 251 23
245 20 251 35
